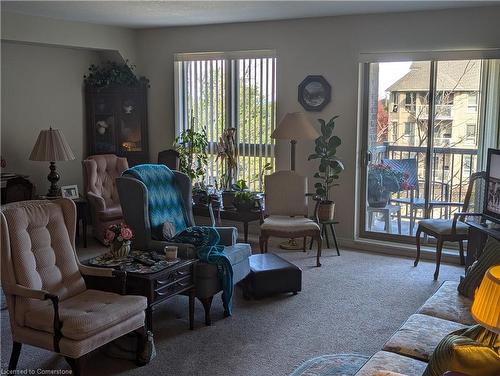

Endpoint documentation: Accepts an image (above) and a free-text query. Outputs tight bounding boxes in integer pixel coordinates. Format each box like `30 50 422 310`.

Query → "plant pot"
318 201 335 222
222 191 236 209
192 190 208 206
110 240 131 258
367 190 391 208
233 200 254 212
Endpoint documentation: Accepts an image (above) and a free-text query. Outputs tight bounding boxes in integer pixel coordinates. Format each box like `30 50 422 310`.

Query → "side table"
73 198 88 248
193 205 264 243
309 220 340 256
84 253 197 332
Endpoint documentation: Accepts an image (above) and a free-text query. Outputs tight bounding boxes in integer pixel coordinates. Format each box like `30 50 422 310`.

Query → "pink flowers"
120 227 133 240
104 223 134 246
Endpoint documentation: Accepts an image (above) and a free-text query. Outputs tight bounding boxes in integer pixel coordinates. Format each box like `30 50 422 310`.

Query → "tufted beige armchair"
259 171 323 266
83 154 128 243
1 199 147 374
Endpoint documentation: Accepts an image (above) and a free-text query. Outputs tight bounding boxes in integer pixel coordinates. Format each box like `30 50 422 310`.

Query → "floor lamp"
271 112 320 249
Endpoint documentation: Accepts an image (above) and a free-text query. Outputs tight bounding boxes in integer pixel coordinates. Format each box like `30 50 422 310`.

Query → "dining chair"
415 172 486 280
259 171 322 266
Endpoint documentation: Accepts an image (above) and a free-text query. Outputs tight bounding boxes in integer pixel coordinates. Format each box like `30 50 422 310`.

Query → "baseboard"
337 237 462 265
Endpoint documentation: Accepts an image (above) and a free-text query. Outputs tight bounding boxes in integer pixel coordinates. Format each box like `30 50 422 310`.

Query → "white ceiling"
2 1 498 29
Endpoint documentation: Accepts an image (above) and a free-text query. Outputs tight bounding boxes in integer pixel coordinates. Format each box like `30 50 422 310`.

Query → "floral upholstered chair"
83 154 128 243
1 199 147 374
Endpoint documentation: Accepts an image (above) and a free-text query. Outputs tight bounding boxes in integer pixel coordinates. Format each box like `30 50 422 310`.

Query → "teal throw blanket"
171 226 234 315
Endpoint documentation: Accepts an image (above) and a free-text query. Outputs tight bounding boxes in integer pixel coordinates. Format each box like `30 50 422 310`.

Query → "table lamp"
471 265 500 336
272 112 319 171
29 127 75 197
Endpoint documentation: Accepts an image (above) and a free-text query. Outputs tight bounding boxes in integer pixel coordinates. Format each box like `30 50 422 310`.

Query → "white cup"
164 246 178 261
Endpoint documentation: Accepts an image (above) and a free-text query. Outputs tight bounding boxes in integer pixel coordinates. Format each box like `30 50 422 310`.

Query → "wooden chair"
259 171 322 266
158 149 180 170
415 172 485 280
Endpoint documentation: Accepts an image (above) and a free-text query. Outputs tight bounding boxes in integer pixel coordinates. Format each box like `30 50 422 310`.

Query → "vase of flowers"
367 163 411 208
104 223 134 258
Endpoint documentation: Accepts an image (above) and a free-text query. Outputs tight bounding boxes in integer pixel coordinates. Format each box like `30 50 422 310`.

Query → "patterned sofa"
355 281 474 375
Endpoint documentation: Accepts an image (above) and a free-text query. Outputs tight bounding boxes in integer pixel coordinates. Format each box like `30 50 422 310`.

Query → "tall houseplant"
216 128 238 208
308 116 345 221
174 112 208 187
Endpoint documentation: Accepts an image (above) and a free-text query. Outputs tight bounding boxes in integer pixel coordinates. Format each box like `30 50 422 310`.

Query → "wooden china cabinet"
85 83 149 166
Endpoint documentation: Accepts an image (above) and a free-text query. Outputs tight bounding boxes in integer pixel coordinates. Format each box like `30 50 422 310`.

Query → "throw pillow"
423 325 500 376
457 236 500 298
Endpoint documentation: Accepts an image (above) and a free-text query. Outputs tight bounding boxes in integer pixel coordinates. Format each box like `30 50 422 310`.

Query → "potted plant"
308 116 345 222
84 60 149 88
232 179 255 211
174 112 208 188
367 164 410 207
104 223 134 258
216 128 238 208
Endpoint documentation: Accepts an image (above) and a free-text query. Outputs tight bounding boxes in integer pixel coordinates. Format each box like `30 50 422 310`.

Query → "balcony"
368 143 479 235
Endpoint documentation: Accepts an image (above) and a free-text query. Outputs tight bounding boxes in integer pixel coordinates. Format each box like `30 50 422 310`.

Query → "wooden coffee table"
84 252 197 332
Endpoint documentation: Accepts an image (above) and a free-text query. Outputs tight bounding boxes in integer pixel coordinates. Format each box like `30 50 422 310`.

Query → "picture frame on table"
61 184 79 199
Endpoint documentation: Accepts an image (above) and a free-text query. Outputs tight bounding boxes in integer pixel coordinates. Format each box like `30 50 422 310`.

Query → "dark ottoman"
242 253 302 299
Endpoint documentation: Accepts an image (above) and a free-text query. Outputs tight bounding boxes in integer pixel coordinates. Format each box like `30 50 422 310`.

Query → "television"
483 148 500 223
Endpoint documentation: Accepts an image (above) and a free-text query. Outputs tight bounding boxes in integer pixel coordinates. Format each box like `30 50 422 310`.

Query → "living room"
1 1 499 376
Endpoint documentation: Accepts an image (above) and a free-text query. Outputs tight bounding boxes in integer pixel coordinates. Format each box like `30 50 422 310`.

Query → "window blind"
175 51 277 191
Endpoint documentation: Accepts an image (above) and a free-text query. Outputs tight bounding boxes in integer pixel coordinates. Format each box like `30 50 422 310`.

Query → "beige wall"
1 11 137 62
135 6 500 241
1 42 100 194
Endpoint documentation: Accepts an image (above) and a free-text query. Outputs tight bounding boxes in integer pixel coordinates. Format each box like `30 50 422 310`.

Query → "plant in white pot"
308 115 344 222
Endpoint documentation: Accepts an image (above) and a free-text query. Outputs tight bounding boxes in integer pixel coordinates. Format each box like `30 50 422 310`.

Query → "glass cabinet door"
93 95 116 153
118 94 143 154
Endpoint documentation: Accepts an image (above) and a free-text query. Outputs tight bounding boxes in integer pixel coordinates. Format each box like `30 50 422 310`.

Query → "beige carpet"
0 238 463 376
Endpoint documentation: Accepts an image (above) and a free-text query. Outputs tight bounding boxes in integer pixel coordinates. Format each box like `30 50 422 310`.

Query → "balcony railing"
370 143 479 227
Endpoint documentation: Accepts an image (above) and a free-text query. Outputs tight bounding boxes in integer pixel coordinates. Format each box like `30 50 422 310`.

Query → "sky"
378 61 412 99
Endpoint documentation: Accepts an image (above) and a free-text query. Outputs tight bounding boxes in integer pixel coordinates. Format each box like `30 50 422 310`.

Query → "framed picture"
61 185 79 199
298 75 331 111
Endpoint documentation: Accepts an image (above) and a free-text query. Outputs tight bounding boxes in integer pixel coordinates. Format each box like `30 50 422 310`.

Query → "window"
405 92 416 111
174 51 277 191
468 92 478 112
391 121 398 141
391 92 399 112
404 122 415 136
466 123 477 143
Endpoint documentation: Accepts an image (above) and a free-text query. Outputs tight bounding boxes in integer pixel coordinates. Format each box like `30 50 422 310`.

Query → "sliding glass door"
361 59 484 241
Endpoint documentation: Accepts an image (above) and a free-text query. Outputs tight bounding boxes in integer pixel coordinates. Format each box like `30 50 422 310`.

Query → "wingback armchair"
83 154 128 243
1 199 147 374
116 164 251 325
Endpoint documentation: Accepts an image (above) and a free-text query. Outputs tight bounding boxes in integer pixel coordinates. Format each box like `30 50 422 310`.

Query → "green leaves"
307 115 344 201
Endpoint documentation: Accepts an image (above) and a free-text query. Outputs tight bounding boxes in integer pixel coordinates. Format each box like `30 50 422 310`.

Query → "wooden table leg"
82 215 87 248
189 289 195 330
244 221 249 243
145 307 153 332
323 224 330 248
330 224 340 256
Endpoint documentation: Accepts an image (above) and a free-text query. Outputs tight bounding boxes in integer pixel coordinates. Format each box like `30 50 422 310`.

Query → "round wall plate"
298 75 331 112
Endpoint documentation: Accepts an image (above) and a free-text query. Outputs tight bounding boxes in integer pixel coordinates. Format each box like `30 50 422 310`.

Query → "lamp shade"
471 265 500 334
29 128 75 162
272 112 319 141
